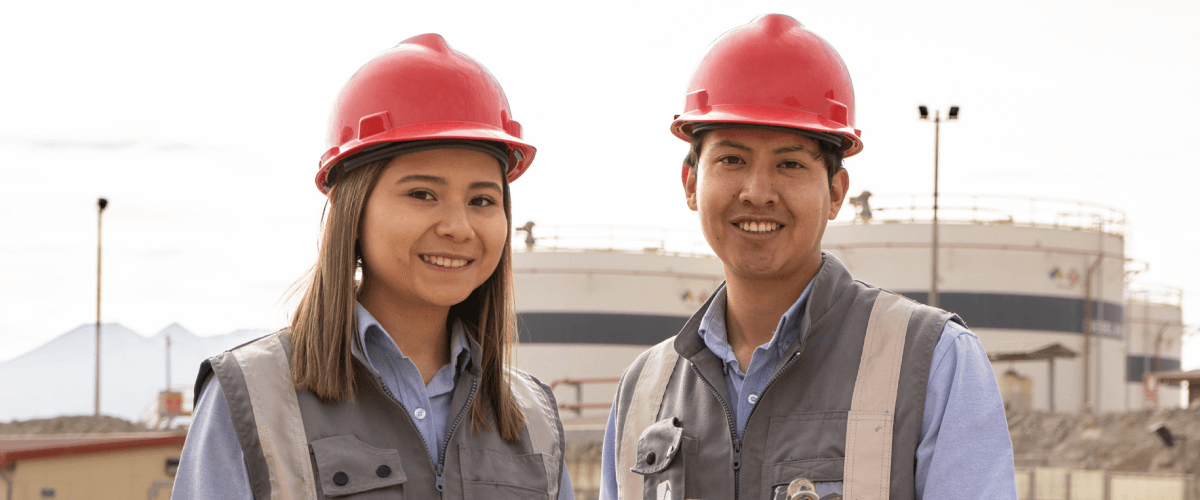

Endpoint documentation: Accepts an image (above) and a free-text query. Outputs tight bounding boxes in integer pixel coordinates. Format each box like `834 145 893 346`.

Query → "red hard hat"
316 34 535 193
670 14 863 157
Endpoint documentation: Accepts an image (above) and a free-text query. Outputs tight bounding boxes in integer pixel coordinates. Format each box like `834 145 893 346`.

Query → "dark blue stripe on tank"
516 292 1126 345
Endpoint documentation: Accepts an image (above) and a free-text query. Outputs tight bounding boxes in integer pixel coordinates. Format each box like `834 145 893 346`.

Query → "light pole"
918 105 959 308
95 197 108 416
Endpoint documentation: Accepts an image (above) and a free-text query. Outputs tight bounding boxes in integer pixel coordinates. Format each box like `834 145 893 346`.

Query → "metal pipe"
95 197 107 416
931 110 940 309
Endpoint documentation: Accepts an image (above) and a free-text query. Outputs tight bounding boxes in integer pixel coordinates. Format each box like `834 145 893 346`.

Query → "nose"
435 203 476 242
738 165 778 207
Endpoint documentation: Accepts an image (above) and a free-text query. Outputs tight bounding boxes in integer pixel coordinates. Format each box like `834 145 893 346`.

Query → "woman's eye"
408 189 436 201
470 196 497 207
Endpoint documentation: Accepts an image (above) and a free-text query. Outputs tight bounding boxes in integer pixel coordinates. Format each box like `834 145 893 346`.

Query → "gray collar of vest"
673 252 855 360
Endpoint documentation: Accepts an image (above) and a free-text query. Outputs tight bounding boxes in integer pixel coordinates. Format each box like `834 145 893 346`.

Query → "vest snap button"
333 471 349 486
646 451 657 465
376 465 392 478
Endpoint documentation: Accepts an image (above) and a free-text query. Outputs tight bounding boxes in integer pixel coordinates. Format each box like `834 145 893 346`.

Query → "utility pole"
95 197 108 417
918 105 959 308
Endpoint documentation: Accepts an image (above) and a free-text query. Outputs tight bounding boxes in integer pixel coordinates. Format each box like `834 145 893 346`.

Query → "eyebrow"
469 181 503 192
396 175 502 193
710 139 817 157
395 174 446 185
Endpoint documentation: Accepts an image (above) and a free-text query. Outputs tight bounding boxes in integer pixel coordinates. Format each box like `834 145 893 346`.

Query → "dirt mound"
0 415 149 435
1008 408 1200 473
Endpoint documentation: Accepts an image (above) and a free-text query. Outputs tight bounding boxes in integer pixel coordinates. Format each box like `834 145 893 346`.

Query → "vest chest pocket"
458 445 558 499
310 435 406 498
762 411 846 500
632 417 696 500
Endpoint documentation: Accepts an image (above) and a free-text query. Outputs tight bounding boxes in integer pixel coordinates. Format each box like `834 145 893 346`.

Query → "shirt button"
748 394 759 405
414 408 427 420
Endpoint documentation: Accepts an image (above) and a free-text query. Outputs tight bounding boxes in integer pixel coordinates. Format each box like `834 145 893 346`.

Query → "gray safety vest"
195 329 564 500
612 254 957 500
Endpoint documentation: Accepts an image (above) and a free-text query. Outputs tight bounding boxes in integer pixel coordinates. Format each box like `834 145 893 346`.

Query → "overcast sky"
2 0 1197 363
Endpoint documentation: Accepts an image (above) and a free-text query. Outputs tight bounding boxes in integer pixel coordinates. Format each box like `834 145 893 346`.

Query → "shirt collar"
355 301 470 376
697 279 816 375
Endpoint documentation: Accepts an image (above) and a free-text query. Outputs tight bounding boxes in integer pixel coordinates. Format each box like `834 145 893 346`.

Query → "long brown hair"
289 155 525 442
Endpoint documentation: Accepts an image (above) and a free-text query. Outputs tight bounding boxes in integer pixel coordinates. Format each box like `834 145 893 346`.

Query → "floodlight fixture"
948 106 960 119
918 105 929 119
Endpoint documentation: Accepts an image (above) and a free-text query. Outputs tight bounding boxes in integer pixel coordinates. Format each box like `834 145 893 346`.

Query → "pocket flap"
310 435 406 496
631 417 684 475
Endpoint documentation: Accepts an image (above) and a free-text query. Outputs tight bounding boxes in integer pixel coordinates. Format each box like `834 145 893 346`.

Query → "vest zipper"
744 349 804 427
371 373 442 490
436 377 479 496
689 362 742 499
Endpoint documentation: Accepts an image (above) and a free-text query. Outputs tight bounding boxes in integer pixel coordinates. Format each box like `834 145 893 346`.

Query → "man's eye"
780 160 806 169
718 156 745 165
471 196 497 207
408 189 436 201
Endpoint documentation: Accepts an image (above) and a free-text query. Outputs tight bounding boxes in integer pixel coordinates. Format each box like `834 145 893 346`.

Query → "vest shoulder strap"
227 332 318 500
843 292 917 500
616 336 680 500
508 368 566 500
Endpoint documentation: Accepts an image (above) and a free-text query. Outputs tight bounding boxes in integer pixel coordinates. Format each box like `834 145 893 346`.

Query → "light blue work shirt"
174 302 574 499
599 282 1016 500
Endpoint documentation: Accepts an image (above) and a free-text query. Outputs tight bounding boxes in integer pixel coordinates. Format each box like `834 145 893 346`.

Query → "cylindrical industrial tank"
825 194 1127 413
510 226 723 421
1124 286 1185 409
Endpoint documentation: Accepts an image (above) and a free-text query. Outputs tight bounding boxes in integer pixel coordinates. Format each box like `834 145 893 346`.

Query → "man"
599 14 1016 500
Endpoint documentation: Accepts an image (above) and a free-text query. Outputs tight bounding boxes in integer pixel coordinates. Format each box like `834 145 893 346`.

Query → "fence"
1016 467 1194 500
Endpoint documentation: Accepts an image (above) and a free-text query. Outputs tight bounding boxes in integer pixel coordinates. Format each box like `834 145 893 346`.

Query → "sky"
2 0 1197 363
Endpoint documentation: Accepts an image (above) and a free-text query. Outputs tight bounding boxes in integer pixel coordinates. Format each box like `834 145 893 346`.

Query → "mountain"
0 323 270 422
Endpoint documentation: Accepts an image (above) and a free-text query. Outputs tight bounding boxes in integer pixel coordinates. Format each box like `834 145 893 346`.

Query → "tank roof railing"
512 224 716 257
1127 285 1184 308
834 193 1126 236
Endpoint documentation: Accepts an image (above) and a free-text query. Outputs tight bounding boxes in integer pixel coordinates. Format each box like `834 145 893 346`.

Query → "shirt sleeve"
915 321 1018 499
598 403 619 500
172 375 254 500
558 459 577 500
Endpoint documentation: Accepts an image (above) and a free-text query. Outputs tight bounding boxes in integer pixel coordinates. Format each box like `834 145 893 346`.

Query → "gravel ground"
1008 407 1200 473
0 415 149 435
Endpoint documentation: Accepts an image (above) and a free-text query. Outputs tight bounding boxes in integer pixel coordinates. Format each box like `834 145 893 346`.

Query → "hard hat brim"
671 104 863 157
316 121 536 194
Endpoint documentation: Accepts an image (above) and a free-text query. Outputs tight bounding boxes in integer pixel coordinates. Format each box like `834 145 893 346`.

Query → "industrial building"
0 432 183 500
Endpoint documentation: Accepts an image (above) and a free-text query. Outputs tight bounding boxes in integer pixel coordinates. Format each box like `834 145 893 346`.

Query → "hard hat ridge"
671 13 864 157
315 33 536 194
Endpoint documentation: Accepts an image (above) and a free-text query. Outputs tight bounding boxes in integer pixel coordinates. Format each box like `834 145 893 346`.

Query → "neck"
721 261 820 367
358 286 451 385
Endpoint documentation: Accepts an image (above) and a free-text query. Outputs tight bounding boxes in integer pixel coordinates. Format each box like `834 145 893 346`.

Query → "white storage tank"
1124 286 1185 409
510 226 723 420
824 194 1127 413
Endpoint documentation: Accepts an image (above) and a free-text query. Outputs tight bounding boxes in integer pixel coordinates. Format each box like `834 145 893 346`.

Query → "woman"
174 34 571 499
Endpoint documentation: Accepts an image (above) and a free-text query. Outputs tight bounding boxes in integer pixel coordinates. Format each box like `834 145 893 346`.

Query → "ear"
827 169 849 220
682 164 698 212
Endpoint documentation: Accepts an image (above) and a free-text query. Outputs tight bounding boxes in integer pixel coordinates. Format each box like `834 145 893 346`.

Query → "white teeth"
422 255 469 268
738 221 780 233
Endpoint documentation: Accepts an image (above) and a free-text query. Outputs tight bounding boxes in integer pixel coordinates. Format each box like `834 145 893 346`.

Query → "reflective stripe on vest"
843 293 916 500
231 334 318 500
508 368 565 500
616 337 680 500
615 292 915 500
